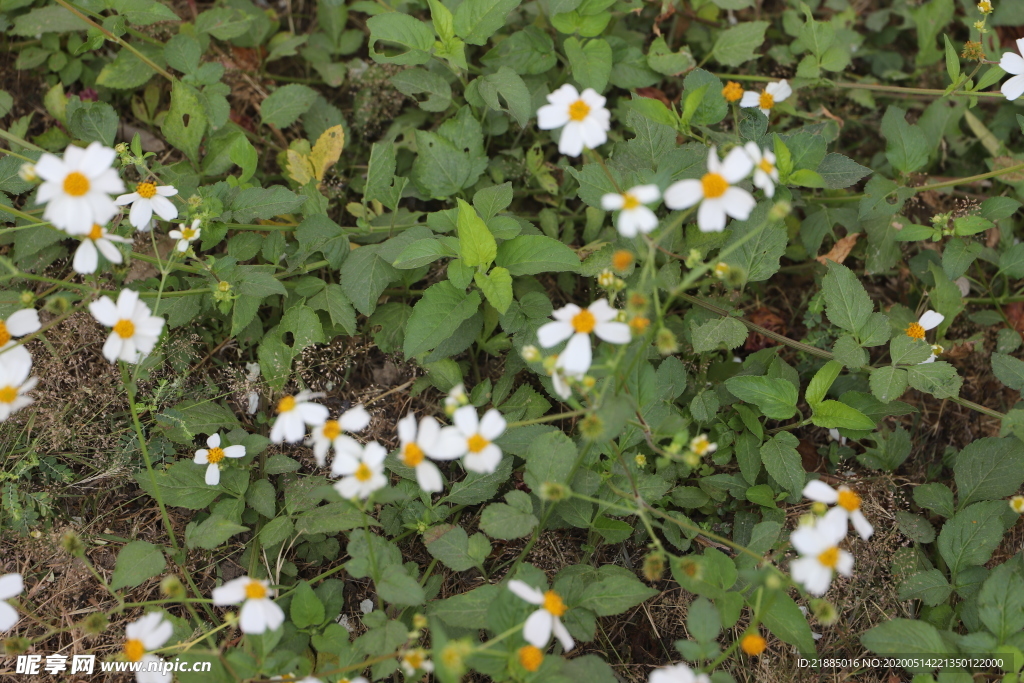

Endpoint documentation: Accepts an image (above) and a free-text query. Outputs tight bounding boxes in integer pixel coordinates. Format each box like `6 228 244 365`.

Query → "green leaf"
428 584 500 630
978 563 1024 642
810 400 876 431
999 243 1024 278
111 0 180 24
759 432 805 496
822 261 873 334
881 105 929 174
11 5 87 35
721 204 787 283
185 514 249 550
378 565 426 605
412 107 487 199
230 186 305 222
686 597 721 643
578 567 658 617
341 245 398 316
474 267 513 314
291 581 326 629
260 84 318 128
869 366 908 403
404 281 482 357
67 101 118 147
441 456 513 505
565 37 612 93
832 335 867 369
914 483 955 518
941 237 982 280
799 6 835 58
861 620 948 672
367 13 433 64
134 461 222 509
944 34 960 82
456 198 497 268
907 361 962 399
95 44 163 89
646 35 695 75
725 376 799 420
480 490 538 539
954 437 1024 507
761 592 818 657
889 334 933 366
391 69 452 113
229 135 258 184
711 21 769 67
937 501 1006 577
691 317 748 353
164 33 201 75
195 7 254 40
423 524 478 571
523 430 576 491
993 352 1024 390
816 153 872 190
895 511 936 544
495 235 580 276
110 541 166 590
453 0 521 45
805 360 842 407
477 67 532 126
162 81 207 164
245 479 276 518
308 283 357 335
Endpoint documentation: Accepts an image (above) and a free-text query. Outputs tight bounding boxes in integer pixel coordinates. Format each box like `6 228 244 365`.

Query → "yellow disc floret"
245 581 268 600
741 633 767 656
518 645 544 672
354 463 374 482
571 309 596 333
817 546 839 569
568 99 590 121
0 386 18 404
136 182 158 199
113 319 135 339
905 322 926 340
701 173 728 199
759 91 775 110
467 434 489 453
207 447 225 464
837 487 861 512
622 193 640 210
402 442 425 467
277 396 296 413
88 224 103 240
63 172 90 197
124 639 145 662
722 81 744 102
542 590 567 617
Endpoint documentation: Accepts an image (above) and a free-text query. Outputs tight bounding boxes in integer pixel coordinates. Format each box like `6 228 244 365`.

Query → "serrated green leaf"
110 541 166 590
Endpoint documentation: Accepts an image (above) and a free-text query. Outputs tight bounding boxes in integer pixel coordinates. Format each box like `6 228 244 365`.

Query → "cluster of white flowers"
790 480 873 596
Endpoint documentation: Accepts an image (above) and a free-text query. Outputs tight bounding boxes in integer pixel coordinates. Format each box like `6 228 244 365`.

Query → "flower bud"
579 413 604 440
677 557 703 580
581 375 596 390
80 611 109 635
634 453 647 468
1010 495 1024 514
643 551 665 582
682 451 701 468
18 164 38 183
60 530 84 556
627 292 648 314
612 250 634 272
811 501 829 516
629 316 650 335
765 572 783 590
44 295 72 315
440 640 472 676
160 575 185 599
768 200 792 222
597 269 616 288
412 613 428 630
713 262 730 280
656 328 678 355
810 598 839 625
19 291 34 306
521 345 540 362
685 248 702 269
539 481 570 502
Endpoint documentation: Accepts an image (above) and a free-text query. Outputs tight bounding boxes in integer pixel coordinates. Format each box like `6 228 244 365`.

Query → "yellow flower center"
113 319 135 339
612 250 634 272
354 462 374 482
405 652 423 669
759 91 775 110
543 590 567 617
622 193 640 210
245 581 268 599
136 182 158 199
568 99 590 122
571 309 596 334
322 420 341 440
207 447 225 464
1011 496 1024 513
758 158 774 174
0 322 9 346
181 228 196 240
629 317 650 334
277 396 296 413
402 442 425 467
88 223 103 240
124 638 145 662
817 546 839 569
905 322 926 340
518 645 544 672
0 386 17 403
63 171 90 197
722 81 744 102
701 172 728 199
467 434 489 453
692 435 711 455
741 633 767 655
837 487 861 512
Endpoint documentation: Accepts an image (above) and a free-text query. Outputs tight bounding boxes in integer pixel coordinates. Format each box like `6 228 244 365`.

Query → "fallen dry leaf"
745 307 786 351
635 87 672 108
816 232 862 266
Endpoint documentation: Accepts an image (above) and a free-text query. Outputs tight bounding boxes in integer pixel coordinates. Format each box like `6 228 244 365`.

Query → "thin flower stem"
809 161 1024 204
713 73 1004 98
505 410 588 428
0 129 44 152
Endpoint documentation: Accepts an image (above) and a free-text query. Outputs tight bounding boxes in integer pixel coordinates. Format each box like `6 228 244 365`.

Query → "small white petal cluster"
649 663 711 683
169 218 202 252
0 310 40 422
739 79 793 117
789 508 854 597
906 310 943 340
536 299 631 397
400 649 434 676
1000 39 1024 101
537 84 611 157
601 185 661 237
664 146 757 233
74 223 131 275
508 580 575 652
442 405 508 473
212 576 285 634
35 142 125 234
194 433 247 486
116 181 179 230
0 573 23 631
306 404 371 466
802 480 873 540
123 612 173 683
89 289 166 365
270 391 332 444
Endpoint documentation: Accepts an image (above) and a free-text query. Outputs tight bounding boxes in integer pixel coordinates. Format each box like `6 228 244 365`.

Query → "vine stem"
714 73 1004 99
810 160 1024 204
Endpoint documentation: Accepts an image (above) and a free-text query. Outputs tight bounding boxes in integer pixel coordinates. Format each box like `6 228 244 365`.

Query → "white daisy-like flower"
115 181 178 230
332 441 388 499
89 289 165 364
305 405 371 467
803 480 873 540
537 84 610 157
0 308 40 367
0 351 38 421
690 434 717 456
789 510 853 596
536 299 631 376
194 433 247 486
739 79 792 117
444 382 468 417
35 142 125 234
123 612 173 683
1000 39 1024 100
270 391 329 444
664 146 755 232
168 218 201 253
73 223 130 274
649 663 711 683
212 576 285 634
601 184 661 237
441 405 507 474
0 573 23 631
400 649 433 676
905 310 943 341
919 343 944 365
744 142 778 198
396 413 463 493
507 580 575 652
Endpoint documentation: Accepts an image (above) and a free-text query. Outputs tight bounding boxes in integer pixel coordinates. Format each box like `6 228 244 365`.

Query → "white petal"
363 441 388 466
663 179 703 210
552 617 575 652
594 321 631 345
297 402 330 426
194 449 209 464
73 239 99 274
617 213 639 237
453 405 480 437
558 123 586 157
0 574 23 601
632 206 659 233
479 408 507 440
150 195 179 221
835 550 855 577
223 445 246 459
5 309 40 337
89 296 119 327
767 79 792 101
790 525 828 557
428 427 469 460
601 193 625 210
739 91 761 108
331 451 359 477
802 480 838 504
416 461 443 493
537 103 570 131
537 320 574 348
630 184 660 203
116 289 140 319
340 405 371 432
96 237 124 264
141 615 173 650
579 87 606 110
33 154 66 182
918 310 944 330
791 557 832 596
523 609 553 647
239 599 268 634
551 303 581 322
1001 52 1024 76
577 118 608 151
129 200 154 230
156 185 178 197
1001 74 1024 101
0 601 16 632
80 142 116 175
697 198 728 232
398 413 417 444
465 443 502 473
588 298 617 323
334 477 361 499
102 333 124 363
851 510 874 541
721 147 755 183
546 83 581 107
207 433 221 448
211 577 248 605
559 333 592 375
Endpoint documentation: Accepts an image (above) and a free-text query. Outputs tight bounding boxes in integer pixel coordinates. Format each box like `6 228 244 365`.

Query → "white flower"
0 573 23 631
400 649 433 676
1010 495 1024 514
168 218 201 252
123 612 173 683
536 299 631 376
689 434 717 456
445 382 468 416
305 405 371 466
396 413 463 493
550 363 579 400
35 142 124 234
89 289 165 364
789 510 853 596
194 433 246 486
115 181 178 230
649 663 711 683
73 223 130 274
0 352 38 421
803 480 873 540
537 84 610 157
920 343 944 364
212 576 284 634
332 441 388 499
507 580 575 652
827 428 847 446
744 142 778 198
905 310 943 341
664 146 755 232
0 308 40 368
1000 39 1024 100
270 390 329 444
601 184 661 237
441 406 507 474
739 79 792 117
